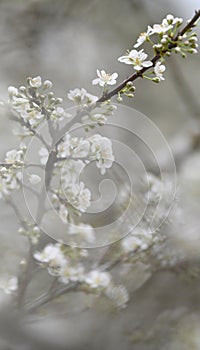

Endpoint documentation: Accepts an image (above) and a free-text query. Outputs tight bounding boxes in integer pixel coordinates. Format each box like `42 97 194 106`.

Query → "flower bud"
43 80 53 89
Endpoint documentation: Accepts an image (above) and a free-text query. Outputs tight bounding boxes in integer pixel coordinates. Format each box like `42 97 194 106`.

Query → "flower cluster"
121 227 153 254
56 133 115 171
8 76 69 130
33 243 127 305
0 146 26 198
67 86 117 127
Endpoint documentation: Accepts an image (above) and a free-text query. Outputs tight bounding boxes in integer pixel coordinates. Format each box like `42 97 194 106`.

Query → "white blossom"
67 88 98 105
118 49 153 71
105 284 129 309
59 264 85 284
28 174 41 185
154 61 166 81
92 69 118 87
51 107 65 120
66 181 91 212
61 160 85 186
8 86 18 96
67 88 87 103
10 95 29 113
21 109 44 126
134 26 152 48
5 149 23 164
148 15 179 35
121 235 143 253
29 76 42 88
43 80 53 89
34 244 66 273
0 276 18 294
89 134 114 175
85 270 111 289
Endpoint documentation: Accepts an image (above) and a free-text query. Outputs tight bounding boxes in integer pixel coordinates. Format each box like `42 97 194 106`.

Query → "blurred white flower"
66 182 91 212
67 88 87 103
59 264 85 284
28 174 41 185
0 276 18 294
29 76 42 88
8 86 18 96
61 160 85 186
34 243 63 264
92 69 118 87
118 49 152 71
105 284 129 309
121 235 142 253
85 270 111 288
154 61 166 81
21 109 44 126
72 138 90 158
5 149 23 164
51 106 65 120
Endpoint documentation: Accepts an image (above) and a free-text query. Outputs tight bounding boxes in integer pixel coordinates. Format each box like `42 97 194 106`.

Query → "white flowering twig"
97 10 200 103
0 10 199 313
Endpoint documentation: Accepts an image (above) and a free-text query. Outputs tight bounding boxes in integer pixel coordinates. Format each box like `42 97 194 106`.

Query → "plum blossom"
57 134 90 159
5 149 24 164
0 276 18 294
28 174 41 185
61 160 85 186
34 244 66 275
85 270 111 289
148 15 182 35
121 235 143 253
118 49 153 71
154 61 166 81
29 76 42 88
105 284 129 309
59 264 85 284
89 134 114 175
134 26 152 48
92 69 118 87
67 88 98 105
20 109 44 126
65 181 91 212
10 95 29 113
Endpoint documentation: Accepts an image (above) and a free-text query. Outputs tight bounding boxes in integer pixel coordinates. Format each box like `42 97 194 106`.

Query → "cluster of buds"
8 76 68 130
